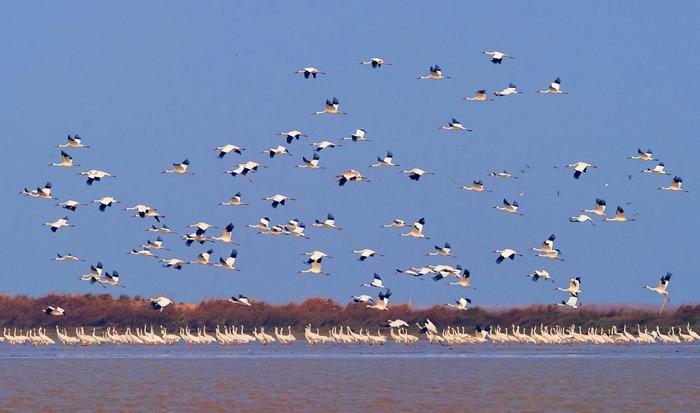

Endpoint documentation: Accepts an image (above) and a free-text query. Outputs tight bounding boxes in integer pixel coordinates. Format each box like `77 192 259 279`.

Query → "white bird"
556 293 581 309
342 129 370 142
458 180 491 192
228 295 252 306
482 50 513 64
464 89 493 101
448 269 474 288
214 249 240 271
49 150 79 167
149 296 173 311
532 234 557 255
388 319 409 328
189 249 214 265
337 169 369 186
91 196 120 211
642 162 669 175
128 248 158 258
565 161 597 179
298 257 329 276
487 170 518 179
296 67 325 79
181 228 213 246
303 250 332 262
582 198 607 218
494 83 521 96
418 64 449 80
215 144 244 158
313 213 341 230
247 217 271 231
527 270 555 283
79 169 115 186
162 159 192 175
658 176 689 193
446 297 471 310
645 272 672 301
297 153 322 169
21 182 54 199
313 97 346 115
366 291 391 310
57 134 89 149
161 258 186 270
103 270 126 288
370 151 398 167
628 148 657 161
381 219 406 228
263 145 292 158
494 249 523 264
263 194 295 208
224 161 265 177
219 192 249 206
494 199 523 216
212 223 237 244
569 214 595 225
401 168 433 181
44 216 73 232
80 262 105 288
401 218 428 239
279 130 307 144
537 77 567 94
428 242 456 258
556 277 582 294
351 295 375 303
417 318 438 334
440 118 471 131
56 200 87 211
310 140 341 151
52 253 84 262
360 57 391 68
125 205 165 222
397 266 433 278
43 306 65 316
362 273 388 289
146 224 177 235
604 206 636 222
353 249 383 261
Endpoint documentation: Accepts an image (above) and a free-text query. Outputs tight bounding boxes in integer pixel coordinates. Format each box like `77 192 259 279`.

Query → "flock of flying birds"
21 50 688 319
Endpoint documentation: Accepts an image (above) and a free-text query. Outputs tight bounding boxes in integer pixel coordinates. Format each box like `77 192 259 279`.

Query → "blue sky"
1 1 698 306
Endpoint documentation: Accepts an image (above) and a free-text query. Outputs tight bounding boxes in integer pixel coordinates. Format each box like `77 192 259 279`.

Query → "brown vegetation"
1 294 699 332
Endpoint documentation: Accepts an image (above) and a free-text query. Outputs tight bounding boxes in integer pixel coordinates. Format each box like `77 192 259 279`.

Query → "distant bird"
353 249 383 261
401 218 428 239
43 216 73 232
57 134 89 149
188 221 217 232
296 67 325 79
446 297 471 311
264 194 295 208
215 144 244 158
303 250 332 262
214 249 240 271
494 199 523 216
247 217 271 231
604 206 636 222
288 221 309 239
482 50 513 64
279 130 307 144
494 83 521 96
149 296 173 311
141 237 168 250
21 182 54 199
298 257 329 276
146 224 177 235
360 57 390 68
366 291 391 310
362 273 388 289
627 148 656 161
91 196 120 211
642 162 669 175
448 269 474 288
49 150 79 167
418 65 450 80
124 204 163 221
161 258 186 270
464 89 493 101
219 192 248 207
371 151 398 167
56 200 86 212
401 168 433 181
162 159 192 175
337 169 369 185
527 270 555 283
43 306 65 316
181 228 213 246
537 77 567 94
313 97 346 115
224 161 265 177
189 249 214 265
212 223 237 244
313 213 341 230
351 295 375 303
582 198 607 218
228 295 252 306
556 277 582 294
310 140 341 151
103 271 126 288
487 171 518 179
440 118 471 131
658 176 689 193
80 169 116 185
565 161 597 179
556 293 581 309
342 129 370 142
262 145 292 158
494 249 523 264
569 214 595 225
297 153 322 169
52 253 84 262
458 180 491 192
129 248 158 258
427 242 457 258
381 219 406 228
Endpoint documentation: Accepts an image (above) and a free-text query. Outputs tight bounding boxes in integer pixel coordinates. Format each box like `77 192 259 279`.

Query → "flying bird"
149 296 173 311
537 77 567 94
627 148 656 161
49 150 79 167
360 57 391 68
494 199 523 216
43 216 73 232
57 134 89 149
362 273 388 289
494 83 521 96
295 67 325 79
427 242 457 258
219 192 248 207
353 249 383 261
342 129 370 142
446 297 471 311
228 295 252 306
482 50 513 64
494 249 523 264
658 176 689 193
313 97 346 115
527 270 555 283
313 213 341 230
604 206 636 222
263 194 295 208
565 161 597 179
215 144 244 158
440 118 471 131
418 64 450 80
464 89 493 101
371 151 398 167
401 168 433 181
162 159 192 175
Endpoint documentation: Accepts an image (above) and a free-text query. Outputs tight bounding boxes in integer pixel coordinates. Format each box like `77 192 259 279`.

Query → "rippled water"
0 344 698 412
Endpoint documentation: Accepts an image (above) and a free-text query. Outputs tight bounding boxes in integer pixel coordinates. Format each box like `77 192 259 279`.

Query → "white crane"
658 176 689 193
494 198 523 216
228 295 252 306
556 293 581 309
527 270 555 283
417 318 438 334
43 306 65 316
362 273 388 289
313 97 346 115
91 196 120 211
79 169 115 185
494 83 521 96
303 250 332 262
263 194 295 208
103 271 126 288
146 224 177 235
297 153 322 169
371 151 398 167
342 129 370 142
448 269 474 288
149 296 172 311
401 217 428 239
224 161 265 177
214 249 240 271
296 67 325 79
52 253 85 262
482 50 513 64
215 144 244 158
161 258 186 270
129 248 158 258
645 272 672 314
310 140 341 151
353 248 383 261
464 89 493 101
446 297 471 310
49 150 79 167
298 257 329 275
44 216 73 232
219 192 248 206
569 214 595 225
162 159 192 175
556 277 582 294
440 118 472 132
427 242 457 258
360 57 390 68
247 217 271 231
181 228 213 246
313 213 341 230
604 206 636 222
337 169 369 185
56 200 87 211
262 145 292 158
351 295 374 303
494 249 523 264
189 249 214 265
642 162 669 175
565 161 597 179
367 291 391 310
582 198 607 218
488 170 518 179
279 130 307 144
80 262 105 288
381 219 406 228
458 180 491 192
628 148 657 161
401 168 433 181
212 223 237 244
418 65 449 80
537 77 567 94
21 182 54 199
57 134 89 149
388 319 409 328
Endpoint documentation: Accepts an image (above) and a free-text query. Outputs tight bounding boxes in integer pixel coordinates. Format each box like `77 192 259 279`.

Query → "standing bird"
219 192 248 207
482 50 513 64
43 306 65 316
658 176 689 193
645 272 672 314
494 249 523 264
360 57 391 68
427 242 457 258
401 168 434 181
604 206 636 222
565 161 597 179
642 162 669 175
57 134 89 149
440 118 471 131
279 130 307 144
371 151 398 167
367 291 391 310
342 129 370 142
91 196 120 211
295 67 325 79
313 97 346 115
527 270 555 283
21 182 54 199
263 194 295 208
215 144 244 158
228 295 252 306
464 89 493 101
214 249 240 271
297 153 322 169
149 296 173 311
494 199 523 216
313 213 341 230
627 148 656 161
353 249 383 261
262 145 292 158
401 218 428 239
162 159 192 175
556 277 582 294
446 297 471 311
44 217 73 232
537 78 567 94
49 151 79 167
494 83 521 96
582 198 607 218
417 65 450 80
362 273 388 289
